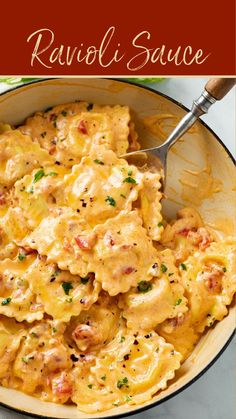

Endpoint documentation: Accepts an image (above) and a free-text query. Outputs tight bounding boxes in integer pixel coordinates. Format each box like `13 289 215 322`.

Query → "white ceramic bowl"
0 78 235 419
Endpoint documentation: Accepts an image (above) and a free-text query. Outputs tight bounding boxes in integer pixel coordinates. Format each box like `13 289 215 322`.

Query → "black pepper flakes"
70 354 79 362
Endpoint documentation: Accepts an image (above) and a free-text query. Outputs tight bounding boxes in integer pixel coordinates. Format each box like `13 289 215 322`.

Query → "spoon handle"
162 77 235 151
205 78 236 100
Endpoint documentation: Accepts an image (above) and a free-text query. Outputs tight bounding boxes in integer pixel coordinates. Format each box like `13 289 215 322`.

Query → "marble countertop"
0 77 235 419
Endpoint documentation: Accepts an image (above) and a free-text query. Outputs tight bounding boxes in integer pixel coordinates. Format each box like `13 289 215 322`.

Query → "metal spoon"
123 78 236 189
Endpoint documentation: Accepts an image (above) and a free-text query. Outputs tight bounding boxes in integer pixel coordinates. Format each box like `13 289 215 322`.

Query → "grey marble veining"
0 77 235 419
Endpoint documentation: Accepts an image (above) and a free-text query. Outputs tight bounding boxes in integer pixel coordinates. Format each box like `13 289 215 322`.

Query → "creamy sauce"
179 165 222 205
0 102 235 414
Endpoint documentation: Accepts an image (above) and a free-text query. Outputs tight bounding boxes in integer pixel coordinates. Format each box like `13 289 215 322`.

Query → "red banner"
0 0 235 75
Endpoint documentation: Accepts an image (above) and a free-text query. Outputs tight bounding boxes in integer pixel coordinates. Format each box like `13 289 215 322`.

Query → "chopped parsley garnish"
66 297 73 303
123 176 137 184
31 332 38 338
61 110 67 116
117 377 129 389
1 297 11 306
128 170 133 176
52 327 57 333
94 159 104 165
88 384 93 389
87 103 93 111
105 196 116 206
180 263 187 270
33 169 45 183
137 281 152 293
62 282 73 295
120 194 126 199
28 186 34 194
53 121 57 128
222 267 227 272
21 357 28 364
175 298 182 306
80 276 89 284
125 395 132 402
158 222 163 227
120 336 125 343
161 263 167 273
168 272 174 276
101 375 106 381
46 172 58 177
18 253 26 261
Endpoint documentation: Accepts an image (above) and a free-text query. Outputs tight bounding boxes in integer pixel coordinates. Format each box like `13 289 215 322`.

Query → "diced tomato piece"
123 266 135 275
104 233 115 246
198 228 213 250
49 113 57 122
121 244 133 250
49 145 56 155
52 372 73 402
0 193 6 205
75 234 96 250
72 324 100 351
202 265 223 294
78 120 88 135
178 228 190 237
19 246 37 255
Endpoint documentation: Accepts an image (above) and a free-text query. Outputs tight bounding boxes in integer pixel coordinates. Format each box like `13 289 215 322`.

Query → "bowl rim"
0 77 235 419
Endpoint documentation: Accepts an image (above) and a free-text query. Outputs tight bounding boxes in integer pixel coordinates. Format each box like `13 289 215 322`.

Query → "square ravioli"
54 149 143 225
71 329 182 413
179 238 236 333
0 255 44 322
19 102 134 164
119 249 188 330
27 257 101 322
24 209 159 295
0 129 53 187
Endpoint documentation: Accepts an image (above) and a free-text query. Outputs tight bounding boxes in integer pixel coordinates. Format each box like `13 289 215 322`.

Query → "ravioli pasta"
0 101 235 413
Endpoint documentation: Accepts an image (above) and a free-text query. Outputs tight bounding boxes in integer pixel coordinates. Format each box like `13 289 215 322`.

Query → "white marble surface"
0 77 235 419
